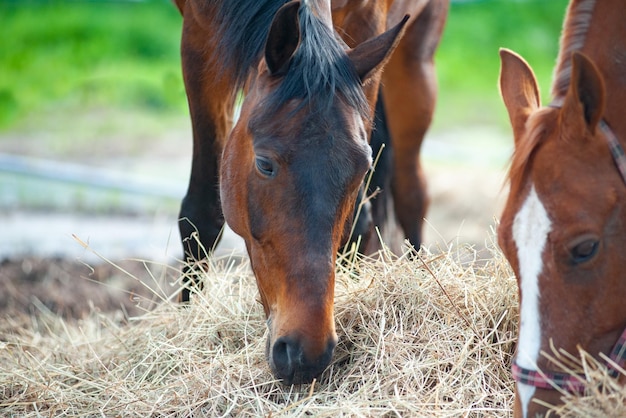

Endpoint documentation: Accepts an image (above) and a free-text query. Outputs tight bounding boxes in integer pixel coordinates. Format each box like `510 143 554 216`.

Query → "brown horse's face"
222 78 371 384
220 1 407 384
499 50 626 417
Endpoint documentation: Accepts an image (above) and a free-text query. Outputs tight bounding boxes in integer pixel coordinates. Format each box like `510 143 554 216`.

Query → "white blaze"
512 185 551 417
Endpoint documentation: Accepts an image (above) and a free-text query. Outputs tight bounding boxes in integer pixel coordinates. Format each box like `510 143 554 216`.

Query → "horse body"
176 0 447 384
498 0 626 416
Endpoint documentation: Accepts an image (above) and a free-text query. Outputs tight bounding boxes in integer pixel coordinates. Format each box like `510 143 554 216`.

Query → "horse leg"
178 3 237 301
365 90 407 253
332 4 387 253
381 0 448 249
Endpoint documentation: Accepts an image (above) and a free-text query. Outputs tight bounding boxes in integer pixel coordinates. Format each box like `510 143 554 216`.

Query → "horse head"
220 1 407 384
499 48 626 417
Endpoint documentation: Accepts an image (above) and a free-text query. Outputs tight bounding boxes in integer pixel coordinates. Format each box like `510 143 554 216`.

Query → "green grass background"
0 0 185 130
436 0 568 127
0 0 569 132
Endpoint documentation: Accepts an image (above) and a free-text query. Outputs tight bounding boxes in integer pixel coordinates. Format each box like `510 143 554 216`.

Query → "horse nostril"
271 337 300 383
270 336 336 385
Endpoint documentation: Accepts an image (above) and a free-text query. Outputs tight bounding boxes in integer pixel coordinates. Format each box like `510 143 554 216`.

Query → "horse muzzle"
267 333 337 385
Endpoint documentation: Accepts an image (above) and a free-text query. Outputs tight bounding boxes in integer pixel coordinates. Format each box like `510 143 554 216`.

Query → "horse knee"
392 168 429 248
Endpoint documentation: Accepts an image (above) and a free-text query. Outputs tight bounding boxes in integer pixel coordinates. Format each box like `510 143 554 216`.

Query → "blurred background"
0 0 568 292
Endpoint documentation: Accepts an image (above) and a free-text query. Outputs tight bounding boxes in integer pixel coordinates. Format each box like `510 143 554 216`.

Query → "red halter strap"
512 327 626 393
600 120 626 186
547 100 626 186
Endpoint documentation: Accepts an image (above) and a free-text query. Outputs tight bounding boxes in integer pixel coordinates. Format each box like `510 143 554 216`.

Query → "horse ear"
265 1 301 77
346 15 409 84
499 48 541 141
563 52 605 133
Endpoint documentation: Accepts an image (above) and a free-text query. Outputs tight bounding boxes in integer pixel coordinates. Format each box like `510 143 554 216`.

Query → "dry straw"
1 237 624 416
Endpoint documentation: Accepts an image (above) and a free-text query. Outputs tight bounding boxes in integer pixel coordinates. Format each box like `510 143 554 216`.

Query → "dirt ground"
0 121 511 321
0 256 171 324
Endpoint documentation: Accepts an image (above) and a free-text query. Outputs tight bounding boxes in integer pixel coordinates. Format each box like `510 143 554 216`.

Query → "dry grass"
533 347 626 417
1 237 624 416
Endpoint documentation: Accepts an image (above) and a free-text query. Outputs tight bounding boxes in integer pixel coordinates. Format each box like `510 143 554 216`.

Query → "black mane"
212 0 369 119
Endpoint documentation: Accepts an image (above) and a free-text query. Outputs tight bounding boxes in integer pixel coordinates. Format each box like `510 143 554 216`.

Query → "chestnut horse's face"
499 50 626 417
220 2 407 384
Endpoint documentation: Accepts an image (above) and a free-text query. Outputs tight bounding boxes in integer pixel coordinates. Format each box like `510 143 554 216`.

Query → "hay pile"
1 240 624 416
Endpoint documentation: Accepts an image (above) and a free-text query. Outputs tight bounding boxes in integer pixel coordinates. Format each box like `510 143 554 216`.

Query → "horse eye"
255 156 276 177
569 238 599 264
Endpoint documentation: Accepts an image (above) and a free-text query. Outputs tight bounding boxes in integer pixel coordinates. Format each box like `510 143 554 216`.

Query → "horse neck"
551 0 626 135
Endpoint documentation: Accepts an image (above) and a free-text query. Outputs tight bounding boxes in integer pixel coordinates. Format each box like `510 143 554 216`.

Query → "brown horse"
499 0 626 416
174 0 448 384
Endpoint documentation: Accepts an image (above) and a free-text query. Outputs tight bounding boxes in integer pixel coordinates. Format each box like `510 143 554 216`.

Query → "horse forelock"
551 0 596 98
212 0 287 86
215 0 368 122
508 108 558 193
265 4 370 121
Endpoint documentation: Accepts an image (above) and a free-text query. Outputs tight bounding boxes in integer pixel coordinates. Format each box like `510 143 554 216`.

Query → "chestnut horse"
174 0 448 384
499 0 626 416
